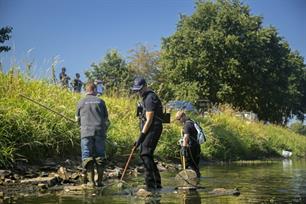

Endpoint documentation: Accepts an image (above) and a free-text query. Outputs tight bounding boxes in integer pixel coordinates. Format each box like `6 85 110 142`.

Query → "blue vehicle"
166 100 196 112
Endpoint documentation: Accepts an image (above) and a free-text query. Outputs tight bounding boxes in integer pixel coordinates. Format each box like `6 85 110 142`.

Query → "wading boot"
83 158 95 188
95 157 105 187
96 165 104 187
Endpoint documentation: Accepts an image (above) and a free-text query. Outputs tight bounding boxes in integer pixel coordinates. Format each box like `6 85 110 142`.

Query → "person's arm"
141 111 154 134
183 122 193 147
183 134 190 147
181 129 189 157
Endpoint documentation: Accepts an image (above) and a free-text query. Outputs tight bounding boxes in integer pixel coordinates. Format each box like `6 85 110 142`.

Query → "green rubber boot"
96 157 105 187
82 158 95 188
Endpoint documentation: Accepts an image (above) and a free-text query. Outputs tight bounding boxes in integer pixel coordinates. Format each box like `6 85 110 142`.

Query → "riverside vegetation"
1 71 306 168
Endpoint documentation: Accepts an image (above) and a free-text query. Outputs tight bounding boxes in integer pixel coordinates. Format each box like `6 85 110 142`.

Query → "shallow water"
15 159 306 203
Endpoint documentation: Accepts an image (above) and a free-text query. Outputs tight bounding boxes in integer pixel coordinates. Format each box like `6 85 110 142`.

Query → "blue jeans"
81 136 105 161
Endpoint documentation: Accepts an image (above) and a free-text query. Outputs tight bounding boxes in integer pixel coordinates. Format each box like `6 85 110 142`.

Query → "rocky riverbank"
0 158 180 202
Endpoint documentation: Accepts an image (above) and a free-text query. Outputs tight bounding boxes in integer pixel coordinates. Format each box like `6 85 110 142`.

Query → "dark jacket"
76 94 108 138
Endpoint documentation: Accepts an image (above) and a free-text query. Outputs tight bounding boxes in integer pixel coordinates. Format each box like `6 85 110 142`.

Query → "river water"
16 159 306 204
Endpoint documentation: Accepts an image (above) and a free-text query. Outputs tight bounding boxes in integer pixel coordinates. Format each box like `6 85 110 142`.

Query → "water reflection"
282 159 292 171
178 190 201 204
14 160 306 204
143 194 161 204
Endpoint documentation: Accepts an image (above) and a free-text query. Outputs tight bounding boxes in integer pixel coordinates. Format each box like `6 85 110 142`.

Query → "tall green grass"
202 108 306 160
1 71 306 168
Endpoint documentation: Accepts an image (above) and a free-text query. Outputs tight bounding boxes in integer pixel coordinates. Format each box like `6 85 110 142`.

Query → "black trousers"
140 124 163 189
187 144 201 177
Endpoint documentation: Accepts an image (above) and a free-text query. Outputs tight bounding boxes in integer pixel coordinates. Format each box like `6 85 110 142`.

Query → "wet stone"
0 170 11 178
57 166 70 181
209 188 240 196
64 185 83 192
175 169 198 188
71 173 80 180
41 172 49 177
20 176 59 187
13 174 21 180
157 163 167 172
4 179 12 183
135 188 153 197
37 183 48 190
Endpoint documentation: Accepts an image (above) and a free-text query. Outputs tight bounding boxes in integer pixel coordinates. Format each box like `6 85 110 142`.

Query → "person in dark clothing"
71 73 83 93
76 82 110 187
132 77 163 191
176 111 201 177
59 67 70 88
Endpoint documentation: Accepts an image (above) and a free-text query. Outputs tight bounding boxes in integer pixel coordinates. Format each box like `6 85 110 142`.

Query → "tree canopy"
128 43 160 83
85 49 132 92
0 26 13 53
159 0 306 124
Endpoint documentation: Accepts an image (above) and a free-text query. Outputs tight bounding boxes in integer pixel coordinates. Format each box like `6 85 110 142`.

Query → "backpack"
192 120 206 144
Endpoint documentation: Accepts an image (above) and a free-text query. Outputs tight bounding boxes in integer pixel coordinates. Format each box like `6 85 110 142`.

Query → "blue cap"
131 77 146 91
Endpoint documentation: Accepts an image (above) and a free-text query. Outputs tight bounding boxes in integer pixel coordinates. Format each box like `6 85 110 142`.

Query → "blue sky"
1 0 305 80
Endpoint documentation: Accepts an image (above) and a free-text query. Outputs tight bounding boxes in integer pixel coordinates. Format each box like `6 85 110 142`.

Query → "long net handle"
20 94 75 123
120 145 136 181
182 155 186 170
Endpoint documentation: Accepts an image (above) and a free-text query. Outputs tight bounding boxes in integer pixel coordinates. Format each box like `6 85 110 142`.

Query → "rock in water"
209 188 240 196
117 182 123 189
135 188 153 197
175 169 198 189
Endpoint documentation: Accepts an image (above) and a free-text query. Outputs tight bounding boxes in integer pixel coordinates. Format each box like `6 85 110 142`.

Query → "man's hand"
134 132 146 148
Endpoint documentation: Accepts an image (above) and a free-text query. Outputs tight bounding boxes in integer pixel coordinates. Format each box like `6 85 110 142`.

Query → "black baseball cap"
131 77 146 91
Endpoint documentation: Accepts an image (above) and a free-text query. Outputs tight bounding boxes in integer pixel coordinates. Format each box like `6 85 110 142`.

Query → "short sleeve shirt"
183 120 198 145
142 90 163 124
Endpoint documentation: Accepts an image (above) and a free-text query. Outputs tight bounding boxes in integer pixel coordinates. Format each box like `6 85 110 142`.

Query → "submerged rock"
209 188 240 196
20 176 59 187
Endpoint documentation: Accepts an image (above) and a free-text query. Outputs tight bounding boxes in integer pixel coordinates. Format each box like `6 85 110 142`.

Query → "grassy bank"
1 71 306 167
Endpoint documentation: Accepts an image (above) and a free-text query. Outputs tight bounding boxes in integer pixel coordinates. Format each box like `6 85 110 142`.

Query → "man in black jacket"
132 77 163 191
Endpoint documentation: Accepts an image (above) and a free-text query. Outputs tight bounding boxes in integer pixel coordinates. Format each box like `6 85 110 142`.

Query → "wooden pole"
120 145 136 181
20 94 75 123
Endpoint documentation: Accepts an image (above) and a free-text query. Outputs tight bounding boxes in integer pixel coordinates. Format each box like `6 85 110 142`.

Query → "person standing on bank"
76 82 109 187
176 111 201 177
71 73 83 93
132 77 163 191
59 67 71 88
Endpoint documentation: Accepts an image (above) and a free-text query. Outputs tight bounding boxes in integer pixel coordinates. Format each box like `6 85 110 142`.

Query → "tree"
127 43 160 83
159 0 306 124
85 49 132 93
0 26 13 53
